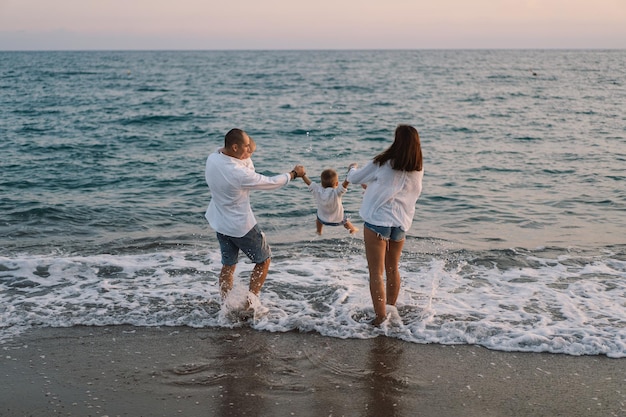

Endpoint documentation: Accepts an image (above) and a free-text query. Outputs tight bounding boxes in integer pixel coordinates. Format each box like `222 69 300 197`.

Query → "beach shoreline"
1 325 624 417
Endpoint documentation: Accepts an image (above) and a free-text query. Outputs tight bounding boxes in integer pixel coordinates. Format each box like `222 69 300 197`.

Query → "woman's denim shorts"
364 222 406 242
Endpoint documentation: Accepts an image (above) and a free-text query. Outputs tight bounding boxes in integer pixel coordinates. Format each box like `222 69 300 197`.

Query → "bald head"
223 128 252 160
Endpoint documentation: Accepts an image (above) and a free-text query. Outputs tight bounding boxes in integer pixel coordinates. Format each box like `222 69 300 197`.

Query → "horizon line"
2 47 625 52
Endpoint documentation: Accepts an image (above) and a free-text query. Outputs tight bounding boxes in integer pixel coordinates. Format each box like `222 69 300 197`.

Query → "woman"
347 125 424 326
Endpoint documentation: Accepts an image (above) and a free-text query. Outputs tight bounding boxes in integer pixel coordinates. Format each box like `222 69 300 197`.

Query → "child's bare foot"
349 227 359 234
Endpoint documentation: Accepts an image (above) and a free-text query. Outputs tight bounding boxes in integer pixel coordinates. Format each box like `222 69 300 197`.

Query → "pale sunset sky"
1 0 624 50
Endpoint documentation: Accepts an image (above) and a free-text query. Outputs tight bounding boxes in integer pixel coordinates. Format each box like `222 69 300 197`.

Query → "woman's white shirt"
347 160 423 231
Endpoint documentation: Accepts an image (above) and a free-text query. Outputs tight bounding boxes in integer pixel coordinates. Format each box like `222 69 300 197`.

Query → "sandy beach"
1 325 624 417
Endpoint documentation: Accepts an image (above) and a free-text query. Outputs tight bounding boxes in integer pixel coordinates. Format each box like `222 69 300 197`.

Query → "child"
301 167 358 235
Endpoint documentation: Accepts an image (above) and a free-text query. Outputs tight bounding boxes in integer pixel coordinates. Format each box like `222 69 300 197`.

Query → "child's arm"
301 173 312 186
343 163 357 189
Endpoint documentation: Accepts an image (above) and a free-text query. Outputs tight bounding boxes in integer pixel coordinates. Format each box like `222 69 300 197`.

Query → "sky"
1 0 625 50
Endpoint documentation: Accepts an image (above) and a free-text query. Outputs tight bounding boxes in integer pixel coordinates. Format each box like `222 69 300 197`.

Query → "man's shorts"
216 224 272 266
364 222 406 242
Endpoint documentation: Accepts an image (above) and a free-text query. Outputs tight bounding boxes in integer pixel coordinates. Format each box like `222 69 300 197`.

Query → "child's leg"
316 218 323 235
344 220 358 234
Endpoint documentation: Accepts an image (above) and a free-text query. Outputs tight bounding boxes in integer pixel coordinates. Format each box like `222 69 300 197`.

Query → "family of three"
204 125 424 326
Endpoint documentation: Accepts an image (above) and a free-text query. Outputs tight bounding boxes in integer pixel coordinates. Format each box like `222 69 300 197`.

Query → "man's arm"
241 165 305 190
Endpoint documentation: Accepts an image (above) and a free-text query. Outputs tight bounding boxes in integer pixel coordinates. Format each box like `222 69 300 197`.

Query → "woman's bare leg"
364 227 388 325
384 239 405 306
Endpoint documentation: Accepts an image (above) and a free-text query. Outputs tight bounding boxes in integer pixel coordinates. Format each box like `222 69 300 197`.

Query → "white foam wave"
1 248 625 357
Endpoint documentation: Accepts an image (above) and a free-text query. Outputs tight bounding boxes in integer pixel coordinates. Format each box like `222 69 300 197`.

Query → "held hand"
293 165 306 178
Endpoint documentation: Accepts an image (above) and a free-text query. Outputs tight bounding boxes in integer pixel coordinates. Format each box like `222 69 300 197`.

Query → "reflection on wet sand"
283 331 416 416
166 328 414 415
162 327 422 415
204 331 416 416
6 326 621 417
168 329 314 416
161 330 269 416
214 332 268 417
365 337 405 417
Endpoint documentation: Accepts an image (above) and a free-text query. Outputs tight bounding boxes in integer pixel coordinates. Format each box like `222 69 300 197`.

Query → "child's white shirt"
307 182 348 223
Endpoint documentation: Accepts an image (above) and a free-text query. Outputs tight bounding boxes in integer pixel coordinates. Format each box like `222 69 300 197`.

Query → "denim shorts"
216 224 272 265
317 215 347 227
364 222 406 242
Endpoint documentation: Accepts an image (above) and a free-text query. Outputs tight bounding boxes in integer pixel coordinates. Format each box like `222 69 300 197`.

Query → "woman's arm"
346 160 376 185
342 163 355 189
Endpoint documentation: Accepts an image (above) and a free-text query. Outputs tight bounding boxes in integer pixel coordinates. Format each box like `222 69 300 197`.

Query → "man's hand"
293 165 306 178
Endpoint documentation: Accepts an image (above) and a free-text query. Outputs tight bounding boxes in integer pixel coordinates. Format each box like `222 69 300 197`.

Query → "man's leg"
238 224 272 310
216 231 239 300
219 264 237 299
249 258 270 296
242 258 271 311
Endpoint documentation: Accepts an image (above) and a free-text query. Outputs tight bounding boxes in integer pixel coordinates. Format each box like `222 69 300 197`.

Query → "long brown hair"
373 125 423 171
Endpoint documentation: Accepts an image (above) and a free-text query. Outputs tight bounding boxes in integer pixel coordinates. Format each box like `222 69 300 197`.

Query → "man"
205 128 305 310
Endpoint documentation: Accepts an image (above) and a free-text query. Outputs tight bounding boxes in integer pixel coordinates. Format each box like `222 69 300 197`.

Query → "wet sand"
1 325 624 417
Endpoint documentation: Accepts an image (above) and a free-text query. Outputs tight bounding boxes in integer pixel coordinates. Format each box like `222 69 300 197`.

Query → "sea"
1 50 625 357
